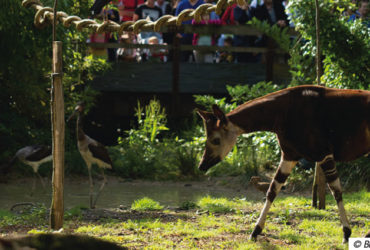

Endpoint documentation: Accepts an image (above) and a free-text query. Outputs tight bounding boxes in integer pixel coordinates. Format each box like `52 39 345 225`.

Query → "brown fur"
197 85 370 242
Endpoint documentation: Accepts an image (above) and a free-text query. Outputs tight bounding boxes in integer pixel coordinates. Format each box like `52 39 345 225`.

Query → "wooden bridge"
86 25 293 144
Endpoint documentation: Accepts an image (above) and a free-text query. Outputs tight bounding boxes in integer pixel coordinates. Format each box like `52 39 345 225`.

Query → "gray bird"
9 145 52 195
68 102 113 209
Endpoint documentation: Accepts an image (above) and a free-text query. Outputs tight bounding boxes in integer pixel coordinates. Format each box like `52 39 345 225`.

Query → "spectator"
148 36 168 62
133 0 163 43
156 0 173 47
156 0 172 15
204 0 220 21
104 7 120 62
221 3 237 25
118 0 145 22
192 13 221 63
252 0 288 27
233 1 256 62
175 0 205 62
348 0 369 27
117 32 138 62
219 36 234 63
171 0 181 15
251 0 288 50
88 5 120 62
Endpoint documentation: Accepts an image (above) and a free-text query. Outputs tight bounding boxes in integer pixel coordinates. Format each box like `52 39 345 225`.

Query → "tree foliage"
286 0 370 88
0 0 109 161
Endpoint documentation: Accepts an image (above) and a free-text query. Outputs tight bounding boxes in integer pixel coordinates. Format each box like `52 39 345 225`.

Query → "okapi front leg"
250 159 297 240
319 155 351 243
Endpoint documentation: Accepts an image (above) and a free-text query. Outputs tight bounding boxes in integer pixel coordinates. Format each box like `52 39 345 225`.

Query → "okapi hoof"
250 225 262 241
343 227 351 244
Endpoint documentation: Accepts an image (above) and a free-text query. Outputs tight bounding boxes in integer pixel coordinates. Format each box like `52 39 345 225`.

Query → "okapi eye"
211 138 221 145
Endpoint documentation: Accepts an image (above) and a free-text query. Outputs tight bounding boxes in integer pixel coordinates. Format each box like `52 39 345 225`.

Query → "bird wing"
90 0 111 16
25 145 52 161
88 143 113 166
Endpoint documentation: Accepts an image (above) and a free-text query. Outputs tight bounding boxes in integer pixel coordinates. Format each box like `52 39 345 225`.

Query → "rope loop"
154 15 172 32
63 16 82 27
75 19 96 31
119 21 134 34
96 21 109 33
176 9 194 26
34 7 53 28
22 0 42 9
133 19 151 34
194 4 214 22
23 0 235 34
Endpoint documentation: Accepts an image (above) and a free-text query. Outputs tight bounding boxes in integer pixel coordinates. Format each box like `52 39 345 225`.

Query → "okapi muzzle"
198 150 221 172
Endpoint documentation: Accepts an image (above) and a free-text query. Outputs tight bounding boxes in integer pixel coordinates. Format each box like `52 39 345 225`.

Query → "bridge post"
171 35 180 116
265 38 275 82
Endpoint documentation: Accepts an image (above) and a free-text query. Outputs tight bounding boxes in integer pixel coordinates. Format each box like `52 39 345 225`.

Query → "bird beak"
67 110 78 123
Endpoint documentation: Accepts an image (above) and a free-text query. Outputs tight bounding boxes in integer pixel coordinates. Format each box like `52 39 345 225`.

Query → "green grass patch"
1 191 368 249
131 197 164 211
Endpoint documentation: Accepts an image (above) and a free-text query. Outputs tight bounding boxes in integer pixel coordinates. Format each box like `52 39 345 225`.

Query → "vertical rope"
53 0 58 41
315 0 322 85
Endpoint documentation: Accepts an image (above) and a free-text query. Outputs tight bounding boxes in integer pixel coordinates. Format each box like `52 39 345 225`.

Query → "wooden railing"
87 25 295 114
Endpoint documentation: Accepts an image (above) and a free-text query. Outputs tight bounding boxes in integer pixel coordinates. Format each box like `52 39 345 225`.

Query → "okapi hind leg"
318 155 351 243
250 159 297 240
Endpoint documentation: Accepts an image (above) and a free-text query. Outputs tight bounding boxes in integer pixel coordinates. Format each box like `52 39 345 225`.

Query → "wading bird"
9 145 52 195
197 85 370 243
68 102 113 209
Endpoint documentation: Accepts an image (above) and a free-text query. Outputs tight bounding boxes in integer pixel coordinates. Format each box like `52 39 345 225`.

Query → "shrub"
131 197 164 211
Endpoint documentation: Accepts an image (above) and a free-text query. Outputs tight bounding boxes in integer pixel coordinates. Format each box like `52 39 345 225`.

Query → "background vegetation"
1 0 369 191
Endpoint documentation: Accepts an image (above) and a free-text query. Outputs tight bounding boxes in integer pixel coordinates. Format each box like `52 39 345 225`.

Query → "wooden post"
171 35 180 116
312 0 326 210
50 41 65 229
312 162 326 209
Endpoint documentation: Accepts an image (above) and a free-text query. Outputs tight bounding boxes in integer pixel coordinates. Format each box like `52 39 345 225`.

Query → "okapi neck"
227 100 281 134
76 113 86 141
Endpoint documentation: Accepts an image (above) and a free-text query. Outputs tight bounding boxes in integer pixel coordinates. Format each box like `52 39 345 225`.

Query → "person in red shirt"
118 0 145 22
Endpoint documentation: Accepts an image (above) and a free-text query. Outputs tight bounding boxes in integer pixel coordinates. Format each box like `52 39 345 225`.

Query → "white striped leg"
250 158 297 240
318 155 351 243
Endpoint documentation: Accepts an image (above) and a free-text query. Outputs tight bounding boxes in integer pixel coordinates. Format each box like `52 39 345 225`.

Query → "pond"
0 177 261 210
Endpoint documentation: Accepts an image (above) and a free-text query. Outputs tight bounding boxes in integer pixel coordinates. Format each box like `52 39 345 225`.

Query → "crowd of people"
89 0 369 63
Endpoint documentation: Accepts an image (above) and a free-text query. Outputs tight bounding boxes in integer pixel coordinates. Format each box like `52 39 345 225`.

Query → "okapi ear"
212 104 228 125
196 108 213 121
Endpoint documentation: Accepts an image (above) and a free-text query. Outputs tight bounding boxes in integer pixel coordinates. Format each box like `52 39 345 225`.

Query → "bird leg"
92 168 107 208
36 172 46 190
88 167 95 209
31 173 36 196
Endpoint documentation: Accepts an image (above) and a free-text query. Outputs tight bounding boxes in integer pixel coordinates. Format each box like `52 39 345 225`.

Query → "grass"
0 191 369 249
131 197 164 211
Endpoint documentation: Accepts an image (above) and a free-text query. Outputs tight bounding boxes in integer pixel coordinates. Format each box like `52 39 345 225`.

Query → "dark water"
0 178 258 210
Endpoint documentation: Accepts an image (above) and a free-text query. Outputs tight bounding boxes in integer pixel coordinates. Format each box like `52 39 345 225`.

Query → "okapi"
197 85 370 243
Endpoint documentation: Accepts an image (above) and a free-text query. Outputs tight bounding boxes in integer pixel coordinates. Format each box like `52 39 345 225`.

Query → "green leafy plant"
131 197 164 211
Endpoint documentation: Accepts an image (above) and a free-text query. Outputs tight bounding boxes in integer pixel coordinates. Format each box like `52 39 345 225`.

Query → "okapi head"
197 105 242 172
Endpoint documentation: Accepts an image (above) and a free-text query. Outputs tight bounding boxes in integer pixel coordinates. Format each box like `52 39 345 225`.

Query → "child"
192 13 221 63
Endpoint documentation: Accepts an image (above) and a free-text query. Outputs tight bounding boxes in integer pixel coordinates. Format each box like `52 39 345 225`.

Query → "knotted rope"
22 0 244 34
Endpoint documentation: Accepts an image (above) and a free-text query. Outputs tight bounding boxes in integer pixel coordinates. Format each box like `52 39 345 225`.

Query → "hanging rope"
22 0 243 34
